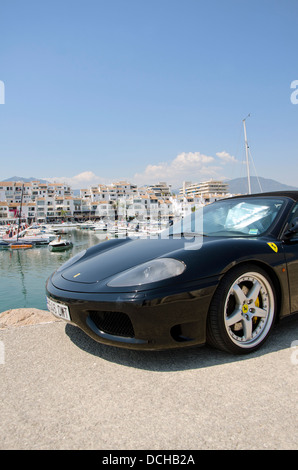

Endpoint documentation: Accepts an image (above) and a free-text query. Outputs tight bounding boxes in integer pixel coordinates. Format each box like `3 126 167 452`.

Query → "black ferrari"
46 191 298 354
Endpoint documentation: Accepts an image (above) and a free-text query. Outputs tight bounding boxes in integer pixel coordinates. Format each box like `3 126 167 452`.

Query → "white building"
179 180 230 204
0 178 231 225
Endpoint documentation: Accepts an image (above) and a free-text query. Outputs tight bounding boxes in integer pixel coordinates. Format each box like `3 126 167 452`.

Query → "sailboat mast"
243 115 251 195
17 183 24 242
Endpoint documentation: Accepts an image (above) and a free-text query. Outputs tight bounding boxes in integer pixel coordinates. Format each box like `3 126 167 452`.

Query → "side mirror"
283 217 298 239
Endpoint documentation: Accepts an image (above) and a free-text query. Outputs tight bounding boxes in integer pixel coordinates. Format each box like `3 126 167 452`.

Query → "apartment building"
0 179 231 224
80 181 138 202
179 180 229 203
0 181 33 203
0 201 36 224
0 202 9 220
146 182 172 197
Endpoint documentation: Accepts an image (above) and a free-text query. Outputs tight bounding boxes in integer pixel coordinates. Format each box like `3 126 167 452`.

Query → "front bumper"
46 275 218 350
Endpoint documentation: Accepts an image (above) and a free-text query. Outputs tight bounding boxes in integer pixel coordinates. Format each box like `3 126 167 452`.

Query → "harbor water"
0 229 107 312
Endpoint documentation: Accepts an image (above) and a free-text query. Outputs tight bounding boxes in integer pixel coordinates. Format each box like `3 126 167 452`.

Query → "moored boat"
49 236 73 251
10 243 33 250
2 224 54 245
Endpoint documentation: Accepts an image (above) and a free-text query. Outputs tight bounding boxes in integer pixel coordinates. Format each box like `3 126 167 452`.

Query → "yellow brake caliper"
253 296 260 324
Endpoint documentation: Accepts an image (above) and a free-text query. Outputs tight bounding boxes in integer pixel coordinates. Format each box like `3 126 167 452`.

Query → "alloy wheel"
224 271 275 349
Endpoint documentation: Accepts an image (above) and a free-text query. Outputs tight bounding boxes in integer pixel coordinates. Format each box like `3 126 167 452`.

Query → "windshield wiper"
170 232 208 237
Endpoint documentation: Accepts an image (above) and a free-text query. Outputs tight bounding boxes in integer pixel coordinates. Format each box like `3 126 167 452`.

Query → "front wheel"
207 264 277 354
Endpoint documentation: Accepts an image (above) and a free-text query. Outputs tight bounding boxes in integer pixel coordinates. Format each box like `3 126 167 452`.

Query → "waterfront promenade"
0 308 297 450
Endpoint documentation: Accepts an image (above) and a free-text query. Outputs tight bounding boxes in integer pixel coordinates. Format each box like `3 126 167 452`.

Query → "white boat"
108 223 129 236
91 221 109 232
49 237 73 251
47 222 78 233
24 224 56 239
2 223 56 245
78 221 97 230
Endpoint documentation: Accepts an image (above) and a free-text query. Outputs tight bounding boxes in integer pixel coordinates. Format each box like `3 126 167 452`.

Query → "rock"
0 308 61 329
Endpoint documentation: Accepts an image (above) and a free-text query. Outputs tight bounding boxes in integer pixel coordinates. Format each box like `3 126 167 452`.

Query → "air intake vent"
89 311 135 338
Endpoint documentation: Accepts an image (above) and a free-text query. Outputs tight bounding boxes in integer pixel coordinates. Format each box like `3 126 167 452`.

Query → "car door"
282 202 298 313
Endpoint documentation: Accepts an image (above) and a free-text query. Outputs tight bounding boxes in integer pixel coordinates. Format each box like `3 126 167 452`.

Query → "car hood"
60 237 187 284
50 235 277 293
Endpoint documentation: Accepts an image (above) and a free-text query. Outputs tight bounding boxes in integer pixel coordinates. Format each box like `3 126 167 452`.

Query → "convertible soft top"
229 191 298 202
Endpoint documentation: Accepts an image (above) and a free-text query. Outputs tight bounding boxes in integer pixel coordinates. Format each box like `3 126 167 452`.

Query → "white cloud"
44 171 107 189
172 152 215 169
44 150 238 190
216 151 237 164
134 151 233 187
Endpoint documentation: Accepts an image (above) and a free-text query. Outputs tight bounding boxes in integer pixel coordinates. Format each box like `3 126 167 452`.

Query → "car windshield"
163 197 285 238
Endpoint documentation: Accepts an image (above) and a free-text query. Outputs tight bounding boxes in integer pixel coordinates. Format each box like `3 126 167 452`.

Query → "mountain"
2 176 49 184
227 176 298 195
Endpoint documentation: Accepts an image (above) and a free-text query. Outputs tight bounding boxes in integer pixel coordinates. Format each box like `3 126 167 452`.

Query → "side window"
287 203 298 239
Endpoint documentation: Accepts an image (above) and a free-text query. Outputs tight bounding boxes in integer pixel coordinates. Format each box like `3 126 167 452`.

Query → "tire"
207 264 277 354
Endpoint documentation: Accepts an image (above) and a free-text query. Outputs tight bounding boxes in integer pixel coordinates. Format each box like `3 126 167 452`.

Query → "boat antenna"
242 114 251 194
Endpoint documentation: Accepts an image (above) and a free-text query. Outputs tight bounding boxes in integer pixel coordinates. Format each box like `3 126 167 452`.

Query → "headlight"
107 258 185 287
56 249 87 272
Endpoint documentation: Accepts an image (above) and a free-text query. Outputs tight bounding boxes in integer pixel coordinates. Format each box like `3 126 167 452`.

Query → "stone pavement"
0 314 297 449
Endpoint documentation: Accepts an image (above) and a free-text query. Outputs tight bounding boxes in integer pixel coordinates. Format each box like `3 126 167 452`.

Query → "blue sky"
1 0 298 189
